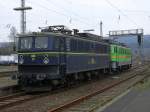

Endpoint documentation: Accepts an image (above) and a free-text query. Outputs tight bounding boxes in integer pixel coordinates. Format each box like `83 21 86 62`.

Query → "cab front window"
35 37 48 49
20 37 32 49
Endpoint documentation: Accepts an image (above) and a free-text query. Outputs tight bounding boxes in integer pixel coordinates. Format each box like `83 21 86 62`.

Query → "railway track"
0 91 49 110
47 66 149 112
0 64 147 111
0 92 31 110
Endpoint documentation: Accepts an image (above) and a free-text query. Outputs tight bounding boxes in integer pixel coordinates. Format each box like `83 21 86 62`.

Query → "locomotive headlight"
19 55 24 64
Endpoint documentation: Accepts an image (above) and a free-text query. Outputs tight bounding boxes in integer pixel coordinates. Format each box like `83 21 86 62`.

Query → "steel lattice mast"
14 0 32 34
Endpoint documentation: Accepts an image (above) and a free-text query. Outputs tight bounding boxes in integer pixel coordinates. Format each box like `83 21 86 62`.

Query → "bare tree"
8 26 17 42
8 26 18 51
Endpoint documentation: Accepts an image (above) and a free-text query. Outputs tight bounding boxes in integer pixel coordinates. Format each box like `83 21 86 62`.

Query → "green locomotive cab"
110 44 132 71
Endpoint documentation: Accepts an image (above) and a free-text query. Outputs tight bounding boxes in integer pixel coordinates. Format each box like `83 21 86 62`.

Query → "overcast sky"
0 0 150 42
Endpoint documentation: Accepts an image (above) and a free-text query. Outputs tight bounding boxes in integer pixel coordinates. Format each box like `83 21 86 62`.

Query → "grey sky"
0 0 150 41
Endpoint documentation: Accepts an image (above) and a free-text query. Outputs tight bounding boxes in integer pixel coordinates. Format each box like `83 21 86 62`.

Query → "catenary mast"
14 0 32 34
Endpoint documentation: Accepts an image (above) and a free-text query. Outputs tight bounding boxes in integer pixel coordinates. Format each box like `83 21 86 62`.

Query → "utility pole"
100 21 103 37
14 0 32 34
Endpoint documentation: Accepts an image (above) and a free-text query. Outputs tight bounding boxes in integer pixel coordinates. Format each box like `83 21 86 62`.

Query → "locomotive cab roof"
17 25 106 42
17 25 129 47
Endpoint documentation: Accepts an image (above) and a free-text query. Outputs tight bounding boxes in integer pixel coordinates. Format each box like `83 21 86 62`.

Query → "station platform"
97 84 150 112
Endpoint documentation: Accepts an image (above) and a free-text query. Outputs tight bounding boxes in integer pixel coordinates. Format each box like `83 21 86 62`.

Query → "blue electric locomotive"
17 25 131 91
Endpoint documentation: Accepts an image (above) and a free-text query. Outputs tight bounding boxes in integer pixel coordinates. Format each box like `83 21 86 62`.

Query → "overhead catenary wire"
122 9 150 13
44 0 98 30
45 0 88 22
28 1 68 18
27 0 97 29
105 0 138 27
122 9 150 18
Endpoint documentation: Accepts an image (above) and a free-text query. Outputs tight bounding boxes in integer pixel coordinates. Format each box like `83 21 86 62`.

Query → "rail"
47 66 148 112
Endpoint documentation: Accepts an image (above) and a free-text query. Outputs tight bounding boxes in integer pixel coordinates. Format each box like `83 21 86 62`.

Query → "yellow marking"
18 52 109 56
111 56 130 59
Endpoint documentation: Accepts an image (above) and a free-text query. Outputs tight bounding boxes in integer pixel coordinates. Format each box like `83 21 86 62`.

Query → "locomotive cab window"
35 37 48 49
53 38 59 51
20 37 32 49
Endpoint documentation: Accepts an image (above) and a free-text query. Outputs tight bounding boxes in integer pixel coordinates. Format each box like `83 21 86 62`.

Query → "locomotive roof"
17 32 107 43
17 32 129 48
104 39 129 48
